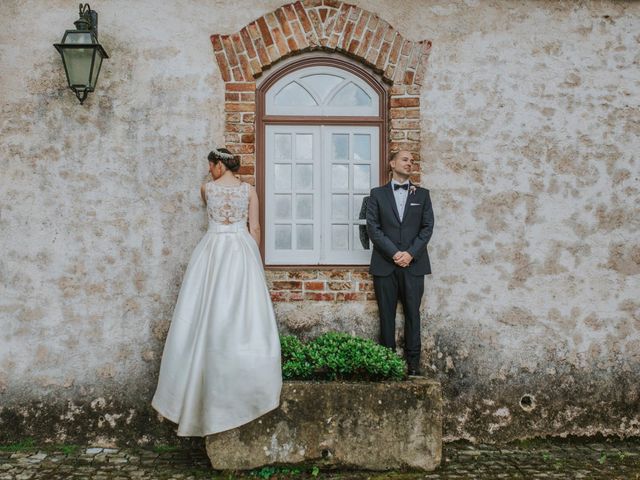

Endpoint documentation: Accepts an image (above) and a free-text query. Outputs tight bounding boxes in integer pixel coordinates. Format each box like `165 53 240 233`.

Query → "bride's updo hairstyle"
208 147 240 172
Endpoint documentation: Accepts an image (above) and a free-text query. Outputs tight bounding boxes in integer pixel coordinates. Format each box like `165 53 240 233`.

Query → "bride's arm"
200 183 207 205
248 186 261 245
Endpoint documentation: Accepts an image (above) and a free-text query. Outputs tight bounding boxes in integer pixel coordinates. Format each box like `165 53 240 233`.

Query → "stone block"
205 378 442 471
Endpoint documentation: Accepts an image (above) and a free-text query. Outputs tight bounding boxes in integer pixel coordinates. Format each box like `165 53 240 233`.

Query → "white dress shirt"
391 179 410 221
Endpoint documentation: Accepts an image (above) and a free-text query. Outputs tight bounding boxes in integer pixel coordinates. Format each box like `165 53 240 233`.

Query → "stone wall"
0 0 638 444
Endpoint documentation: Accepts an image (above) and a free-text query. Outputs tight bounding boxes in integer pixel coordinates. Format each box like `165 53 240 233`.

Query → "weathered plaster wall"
1 0 638 444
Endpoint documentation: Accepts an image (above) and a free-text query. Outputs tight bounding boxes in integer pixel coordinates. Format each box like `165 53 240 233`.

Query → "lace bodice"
205 181 250 225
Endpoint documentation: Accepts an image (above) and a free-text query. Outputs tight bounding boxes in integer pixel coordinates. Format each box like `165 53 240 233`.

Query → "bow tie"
393 183 409 191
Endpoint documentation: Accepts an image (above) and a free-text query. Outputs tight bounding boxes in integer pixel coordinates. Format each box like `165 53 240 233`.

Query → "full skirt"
152 225 282 436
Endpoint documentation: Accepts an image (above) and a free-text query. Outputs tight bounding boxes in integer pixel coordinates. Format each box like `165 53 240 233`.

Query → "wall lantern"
54 3 109 104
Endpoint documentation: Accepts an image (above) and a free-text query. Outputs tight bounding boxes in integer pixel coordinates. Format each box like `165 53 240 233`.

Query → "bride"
152 147 282 437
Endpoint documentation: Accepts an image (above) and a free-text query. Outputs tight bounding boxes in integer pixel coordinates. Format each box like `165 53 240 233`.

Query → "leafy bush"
280 332 406 381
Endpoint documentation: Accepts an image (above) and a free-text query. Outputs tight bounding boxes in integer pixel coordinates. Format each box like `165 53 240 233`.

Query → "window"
259 60 387 265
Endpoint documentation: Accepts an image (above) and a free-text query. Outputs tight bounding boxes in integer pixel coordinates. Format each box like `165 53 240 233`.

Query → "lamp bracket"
74 3 99 38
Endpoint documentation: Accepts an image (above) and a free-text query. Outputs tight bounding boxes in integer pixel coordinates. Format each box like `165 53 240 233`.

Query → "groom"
366 150 434 376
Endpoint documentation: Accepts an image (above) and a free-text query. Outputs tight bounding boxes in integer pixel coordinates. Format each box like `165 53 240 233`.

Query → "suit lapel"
384 182 401 224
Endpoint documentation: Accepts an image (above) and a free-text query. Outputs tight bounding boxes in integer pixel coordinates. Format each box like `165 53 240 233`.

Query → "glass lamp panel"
300 74 343 103
63 31 93 44
296 225 313 250
274 81 317 106
329 82 371 106
89 50 104 88
63 47 95 86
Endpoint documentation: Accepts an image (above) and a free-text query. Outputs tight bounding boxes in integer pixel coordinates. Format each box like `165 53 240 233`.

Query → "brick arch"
210 1 431 85
210 1 432 187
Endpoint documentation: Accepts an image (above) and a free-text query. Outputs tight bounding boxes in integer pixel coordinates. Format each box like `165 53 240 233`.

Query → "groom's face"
390 151 414 178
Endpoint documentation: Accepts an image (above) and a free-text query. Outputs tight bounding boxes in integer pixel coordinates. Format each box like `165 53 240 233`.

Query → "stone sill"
206 378 442 471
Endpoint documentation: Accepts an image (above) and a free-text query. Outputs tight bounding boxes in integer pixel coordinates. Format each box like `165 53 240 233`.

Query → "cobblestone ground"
0 438 639 479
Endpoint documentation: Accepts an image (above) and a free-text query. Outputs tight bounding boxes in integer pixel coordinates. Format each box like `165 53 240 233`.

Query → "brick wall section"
211 0 432 301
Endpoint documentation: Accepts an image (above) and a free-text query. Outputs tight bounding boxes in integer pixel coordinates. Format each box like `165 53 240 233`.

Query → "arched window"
258 57 387 265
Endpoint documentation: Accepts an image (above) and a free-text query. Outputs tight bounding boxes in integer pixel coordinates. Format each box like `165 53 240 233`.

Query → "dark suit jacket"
366 182 434 276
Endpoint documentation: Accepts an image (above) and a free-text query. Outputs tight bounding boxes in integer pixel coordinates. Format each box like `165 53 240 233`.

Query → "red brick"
225 124 255 133
387 33 402 66
390 97 420 107
221 35 238 67
225 133 240 143
240 27 257 58
228 143 255 154
330 4 350 37
237 165 255 175
305 292 336 301
255 39 271 67
391 119 420 130
270 291 288 302
353 11 370 40
375 40 391 69
242 113 255 123
348 39 360 54
290 21 309 49
267 45 280 62
241 133 255 143
390 141 419 152
238 54 253 80
401 39 412 55
225 113 241 123
226 82 256 92
390 108 407 119
307 8 324 39
304 281 325 291
283 4 297 21
407 131 421 141
319 7 328 21
405 109 420 118
225 92 240 101
249 58 262 76
232 66 243 81
239 154 255 166
287 37 298 51
403 70 415 85
294 2 313 33
340 20 355 50
247 22 261 41
214 52 231 82
351 271 371 281
210 34 224 52
265 12 279 29
239 92 255 102
232 33 245 54
328 281 354 291
356 281 374 292
272 280 303 290
336 292 366 301
275 8 293 36
289 292 305 301
323 0 340 7
272 27 290 56
356 29 374 57
257 17 274 46
225 102 256 112
384 64 395 82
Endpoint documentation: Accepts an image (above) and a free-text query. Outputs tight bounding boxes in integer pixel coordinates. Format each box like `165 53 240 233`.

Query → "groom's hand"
393 251 413 267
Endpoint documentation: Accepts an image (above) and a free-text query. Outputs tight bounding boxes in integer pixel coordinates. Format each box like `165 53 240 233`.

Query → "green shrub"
280 332 406 381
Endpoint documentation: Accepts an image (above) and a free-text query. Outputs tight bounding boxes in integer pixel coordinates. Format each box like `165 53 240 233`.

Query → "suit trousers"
373 269 425 369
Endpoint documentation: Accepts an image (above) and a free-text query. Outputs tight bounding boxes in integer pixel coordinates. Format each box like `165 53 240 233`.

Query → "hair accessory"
210 148 234 161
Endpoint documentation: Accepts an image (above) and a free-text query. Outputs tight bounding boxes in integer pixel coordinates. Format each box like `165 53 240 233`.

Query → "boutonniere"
409 184 417 195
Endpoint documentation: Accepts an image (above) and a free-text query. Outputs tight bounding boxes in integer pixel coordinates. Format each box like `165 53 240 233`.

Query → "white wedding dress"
152 181 282 437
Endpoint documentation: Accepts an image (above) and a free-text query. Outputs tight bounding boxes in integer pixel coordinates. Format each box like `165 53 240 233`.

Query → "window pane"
300 74 343 102
353 164 370 191
296 225 313 250
274 134 292 161
331 224 349 250
295 164 313 190
296 194 313 220
329 82 371 106
296 134 313 161
332 134 349 160
275 225 292 250
353 194 368 220
274 164 292 192
331 164 349 190
353 134 371 161
354 225 369 250
274 81 317 106
274 194 291 220
332 194 349 220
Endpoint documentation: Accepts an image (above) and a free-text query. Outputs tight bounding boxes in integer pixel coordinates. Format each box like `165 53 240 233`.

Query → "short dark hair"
208 148 240 172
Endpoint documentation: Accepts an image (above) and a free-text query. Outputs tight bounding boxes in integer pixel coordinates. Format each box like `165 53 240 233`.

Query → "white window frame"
265 125 378 265
265 65 379 117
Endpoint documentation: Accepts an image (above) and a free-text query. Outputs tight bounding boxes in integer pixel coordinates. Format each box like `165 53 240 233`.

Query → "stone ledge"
205 378 442 471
